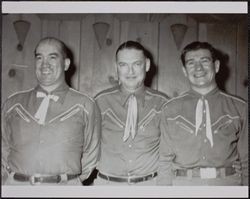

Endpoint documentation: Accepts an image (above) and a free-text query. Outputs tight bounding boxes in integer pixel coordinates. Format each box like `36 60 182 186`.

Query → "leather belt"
176 167 236 178
13 173 79 184
98 172 157 184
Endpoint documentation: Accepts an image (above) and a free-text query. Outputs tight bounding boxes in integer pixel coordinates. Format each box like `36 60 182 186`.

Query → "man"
1 37 100 185
158 41 248 185
94 41 169 185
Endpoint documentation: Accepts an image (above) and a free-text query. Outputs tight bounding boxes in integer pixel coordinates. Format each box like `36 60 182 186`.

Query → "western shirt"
95 85 168 177
158 87 248 185
1 83 101 182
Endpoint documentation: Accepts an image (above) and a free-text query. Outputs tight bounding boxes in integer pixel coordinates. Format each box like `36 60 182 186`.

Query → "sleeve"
79 100 101 182
1 100 11 184
157 106 176 185
237 103 248 185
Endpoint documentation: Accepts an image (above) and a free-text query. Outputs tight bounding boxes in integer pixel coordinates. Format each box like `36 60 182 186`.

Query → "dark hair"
181 41 218 66
116 40 148 59
34 37 69 59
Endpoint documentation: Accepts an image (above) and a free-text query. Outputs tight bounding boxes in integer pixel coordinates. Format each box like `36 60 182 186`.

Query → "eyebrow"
35 52 59 57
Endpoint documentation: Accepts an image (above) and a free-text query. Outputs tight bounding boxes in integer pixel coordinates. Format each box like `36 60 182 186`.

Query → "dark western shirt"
158 87 248 185
95 85 169 177
1 83 101 182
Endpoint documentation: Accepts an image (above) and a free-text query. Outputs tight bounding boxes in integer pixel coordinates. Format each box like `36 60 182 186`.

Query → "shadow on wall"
215 48 230 92
144 47 157 88
64 45 76 88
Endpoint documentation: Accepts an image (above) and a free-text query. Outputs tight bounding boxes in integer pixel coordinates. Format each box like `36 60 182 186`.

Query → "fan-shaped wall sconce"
93 22 112 49
13 20 31 51
170 23 188 50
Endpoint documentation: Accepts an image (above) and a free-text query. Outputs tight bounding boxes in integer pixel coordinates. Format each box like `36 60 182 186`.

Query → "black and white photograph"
1 1 248 198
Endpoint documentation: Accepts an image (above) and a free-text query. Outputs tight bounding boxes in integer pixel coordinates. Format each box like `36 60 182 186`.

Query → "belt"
13 173 79 185
176 167 236 179
98 172 157 184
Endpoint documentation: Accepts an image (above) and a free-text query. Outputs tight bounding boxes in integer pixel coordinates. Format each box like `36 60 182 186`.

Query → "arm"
237 105 248 185
1 101 11 184
79 101 101 182
157 107 175 185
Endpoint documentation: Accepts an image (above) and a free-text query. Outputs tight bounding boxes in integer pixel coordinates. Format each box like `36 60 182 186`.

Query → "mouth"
126 76 137 79
194 72 206 78
41 70 52 75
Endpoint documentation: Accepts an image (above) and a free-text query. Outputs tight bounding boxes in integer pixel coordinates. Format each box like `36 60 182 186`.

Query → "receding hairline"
34 37 67 58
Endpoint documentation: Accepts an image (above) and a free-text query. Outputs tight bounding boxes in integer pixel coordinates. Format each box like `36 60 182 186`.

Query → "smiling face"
182 49 220 94
35 39 70 92
116 48 150 92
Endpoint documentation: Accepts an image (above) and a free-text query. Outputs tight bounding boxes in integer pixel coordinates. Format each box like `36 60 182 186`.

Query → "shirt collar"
34 82 69 104
119 85 146 107
189 87 219 99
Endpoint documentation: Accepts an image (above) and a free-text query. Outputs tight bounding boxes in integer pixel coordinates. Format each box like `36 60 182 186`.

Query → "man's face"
182 49 220 90
35 41 70 90
116 48 150 92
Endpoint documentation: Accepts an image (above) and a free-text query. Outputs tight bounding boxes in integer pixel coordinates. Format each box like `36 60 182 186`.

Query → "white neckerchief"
34 91 59 125
195 97 213 147
123 94 138 142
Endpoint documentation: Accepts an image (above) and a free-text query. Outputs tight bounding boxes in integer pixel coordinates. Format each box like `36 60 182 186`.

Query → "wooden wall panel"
79 14 121 97
79 15 95 96
2 14 41 104
59 20 81 90
206 23 237 96
158 14 198 97
41 20 60 38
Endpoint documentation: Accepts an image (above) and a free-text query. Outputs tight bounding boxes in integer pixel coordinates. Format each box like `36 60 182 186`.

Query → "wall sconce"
13 20 31 51
170 23 188 50
93 22 112 49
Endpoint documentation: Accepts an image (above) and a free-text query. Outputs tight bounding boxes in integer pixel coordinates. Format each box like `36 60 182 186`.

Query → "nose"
128 64 135 74
41 58 50 68
194 61 204 71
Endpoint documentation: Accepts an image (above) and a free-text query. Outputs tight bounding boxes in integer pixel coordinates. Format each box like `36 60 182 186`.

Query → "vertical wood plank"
158 14 198 97
59 20 81 90
206 23 237 96
41 19 60 38
2 14 41 104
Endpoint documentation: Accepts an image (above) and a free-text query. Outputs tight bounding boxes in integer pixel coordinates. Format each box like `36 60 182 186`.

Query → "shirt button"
128 144 132 148
203 123 206 127
202 156 206 160
203 110 206 113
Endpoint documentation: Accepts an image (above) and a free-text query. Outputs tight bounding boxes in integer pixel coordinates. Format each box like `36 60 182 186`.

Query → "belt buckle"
200 168 217 179
127 176 135 185
30 174 41 185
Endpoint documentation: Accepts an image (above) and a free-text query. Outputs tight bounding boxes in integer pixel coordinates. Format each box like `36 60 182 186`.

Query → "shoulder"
219 91 247 105
7 88 34 100
162 91 190 109
145 87 170 101
2 88 35 112
94 86 119 100
68 88 94 103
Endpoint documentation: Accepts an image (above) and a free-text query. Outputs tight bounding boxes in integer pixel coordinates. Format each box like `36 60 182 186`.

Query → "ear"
182 66 188 77
214 60 220 74
145 58 150 72
64 58 70 71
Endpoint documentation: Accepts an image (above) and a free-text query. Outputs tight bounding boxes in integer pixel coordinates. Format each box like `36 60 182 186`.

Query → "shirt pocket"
213 116 238 136
104 110 124 130
167 116 195 140
8 106 31 123
59 107 81 122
